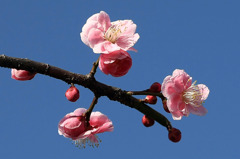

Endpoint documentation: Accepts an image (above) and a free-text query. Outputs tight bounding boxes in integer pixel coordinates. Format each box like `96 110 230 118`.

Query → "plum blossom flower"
99 49 132 77
80 11 140 54
161 69 210 120
58 108 113 148
11 69 36 81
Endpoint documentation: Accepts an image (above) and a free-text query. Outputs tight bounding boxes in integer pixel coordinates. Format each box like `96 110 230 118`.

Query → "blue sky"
0 0 239 158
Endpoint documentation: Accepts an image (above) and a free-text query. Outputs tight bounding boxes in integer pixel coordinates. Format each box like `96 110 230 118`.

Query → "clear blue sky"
0 0 239 158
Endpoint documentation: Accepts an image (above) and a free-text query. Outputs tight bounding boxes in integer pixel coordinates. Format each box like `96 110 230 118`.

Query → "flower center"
182 81 203 107
104 23 122 43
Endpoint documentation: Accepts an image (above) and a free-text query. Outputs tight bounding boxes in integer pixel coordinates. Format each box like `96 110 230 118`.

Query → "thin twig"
127 90 166 100
88 57 100 78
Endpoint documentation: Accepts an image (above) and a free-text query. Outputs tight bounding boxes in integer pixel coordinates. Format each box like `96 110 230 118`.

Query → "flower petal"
97 11 111 31
171 111 183 120
116 33 140 51
198 84 210 100
162 80 178 97
87 28 105 48
95 122 114 133
187 105 208 116
73 108 87 116
167 95 182 112
90 111 110 127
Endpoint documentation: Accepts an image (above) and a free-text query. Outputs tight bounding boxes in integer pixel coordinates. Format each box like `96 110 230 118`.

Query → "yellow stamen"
104 22 125 43
182 81 203 107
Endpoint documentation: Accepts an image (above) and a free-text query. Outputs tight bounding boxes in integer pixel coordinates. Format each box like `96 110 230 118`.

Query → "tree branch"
0 54 172 130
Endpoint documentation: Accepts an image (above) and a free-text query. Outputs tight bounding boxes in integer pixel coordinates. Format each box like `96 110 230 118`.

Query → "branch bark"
0 54 172 130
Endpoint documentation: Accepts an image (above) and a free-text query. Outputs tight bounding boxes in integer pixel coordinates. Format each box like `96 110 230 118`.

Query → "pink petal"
187 105 208 116
116 33 140 51
98 11 111 31
171 111 183 120
86 12 99 22
172 69 185 77
102 42 122 53
128 47 138 52
80 32 89 46
80 21 98 46
162 81 178 97
95 122 114 134
167 95 182 112
198 84 210 100
92 41 109 53
87 28 105 48
161 75 171 96
73 108 87 116
90 111 111 127
172 75 186 93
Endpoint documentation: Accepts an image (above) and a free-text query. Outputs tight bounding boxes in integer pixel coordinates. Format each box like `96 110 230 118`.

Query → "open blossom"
58 108 113 148
80 11 140 53
99 49 132 77
11 69 36 81
161 69 210 120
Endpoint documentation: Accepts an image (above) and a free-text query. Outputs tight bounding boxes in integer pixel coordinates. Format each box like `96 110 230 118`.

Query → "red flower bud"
65 86 80 102
149 82 161 93
168 128 181 143
145 95 157 104
142 115 155 127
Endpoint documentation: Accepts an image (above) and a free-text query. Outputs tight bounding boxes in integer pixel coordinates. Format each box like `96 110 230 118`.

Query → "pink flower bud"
142 115 155 127
11 69 36 81
168 128 181 143
149 82 161 93
145 95 157 104
65 86 80 102
99 50 132 77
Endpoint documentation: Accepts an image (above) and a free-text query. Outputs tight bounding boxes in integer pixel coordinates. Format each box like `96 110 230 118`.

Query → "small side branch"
127 90 166 100
85 96 98 124
88 57 100 78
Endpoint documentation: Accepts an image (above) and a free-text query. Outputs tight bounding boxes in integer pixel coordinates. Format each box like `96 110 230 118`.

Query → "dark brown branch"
0 54 172 130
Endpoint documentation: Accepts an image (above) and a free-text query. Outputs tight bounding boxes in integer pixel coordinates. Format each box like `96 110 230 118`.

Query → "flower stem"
85 96 98 124
88 57 100 78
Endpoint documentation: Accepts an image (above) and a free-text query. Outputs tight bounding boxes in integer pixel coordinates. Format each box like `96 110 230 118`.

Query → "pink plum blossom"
161 69 210 120
80 11 140 54
58 108 113 148
11 69 36 81
98 49 132 77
